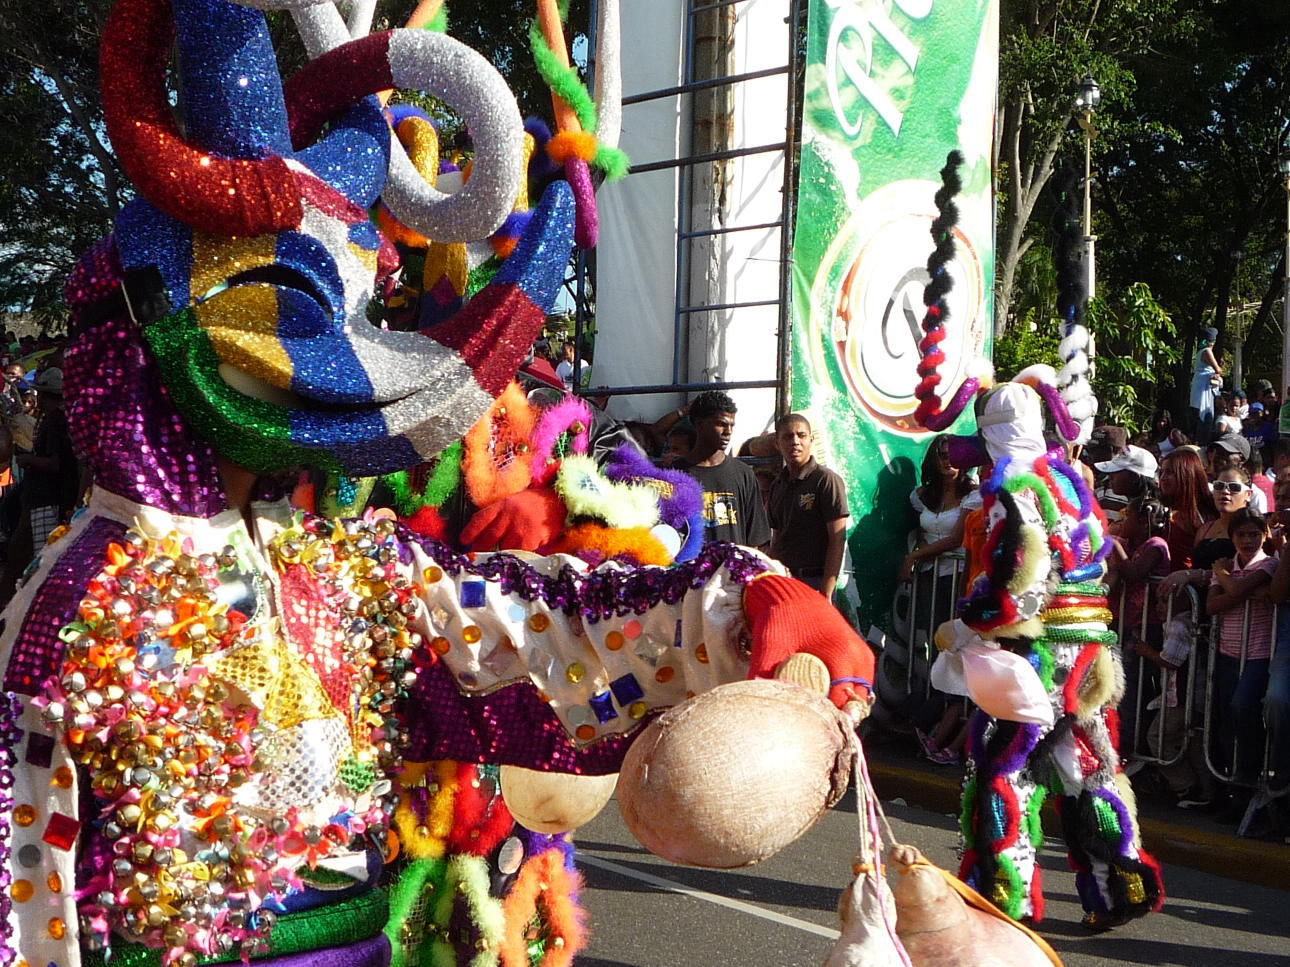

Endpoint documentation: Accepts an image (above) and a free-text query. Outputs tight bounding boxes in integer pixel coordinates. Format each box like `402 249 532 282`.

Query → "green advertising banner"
790 0 997 628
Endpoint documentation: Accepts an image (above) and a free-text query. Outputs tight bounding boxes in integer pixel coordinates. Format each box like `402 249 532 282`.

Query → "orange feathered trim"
463 383 537 507
547 522 672 566
546 131 598 164
500 849 586 967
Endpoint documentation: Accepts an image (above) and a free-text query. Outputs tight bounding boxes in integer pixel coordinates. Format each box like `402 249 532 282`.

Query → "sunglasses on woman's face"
1211 481 1249 494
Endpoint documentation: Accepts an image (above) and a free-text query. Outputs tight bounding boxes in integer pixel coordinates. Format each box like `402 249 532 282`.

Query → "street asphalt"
572 785 1290 967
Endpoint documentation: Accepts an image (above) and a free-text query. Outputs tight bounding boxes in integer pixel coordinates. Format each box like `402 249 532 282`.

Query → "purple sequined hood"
63 236 230 518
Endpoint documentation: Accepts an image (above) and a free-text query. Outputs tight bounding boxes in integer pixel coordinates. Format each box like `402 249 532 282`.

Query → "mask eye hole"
200 265 333 321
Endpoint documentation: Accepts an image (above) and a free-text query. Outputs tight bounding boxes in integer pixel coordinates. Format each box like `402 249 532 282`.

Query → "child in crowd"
1109 494 1172 756
1249 448 1275 513
1207 506 1277 821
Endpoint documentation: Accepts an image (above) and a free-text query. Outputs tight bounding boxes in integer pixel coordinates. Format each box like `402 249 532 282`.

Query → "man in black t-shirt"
679 391 770 549
767 414 849 597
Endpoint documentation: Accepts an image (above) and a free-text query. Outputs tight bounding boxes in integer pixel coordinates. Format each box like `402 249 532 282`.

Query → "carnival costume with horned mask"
0 2 875 966
912 155 1164 930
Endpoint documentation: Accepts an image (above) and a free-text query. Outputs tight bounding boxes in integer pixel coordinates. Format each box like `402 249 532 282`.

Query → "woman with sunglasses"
1159 465 1251 596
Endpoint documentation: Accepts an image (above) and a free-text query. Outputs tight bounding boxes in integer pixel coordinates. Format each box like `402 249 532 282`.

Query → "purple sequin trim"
63 239 227 519
404 659 647 773
402 534 768 624
0 692 21 963
4 517 127 695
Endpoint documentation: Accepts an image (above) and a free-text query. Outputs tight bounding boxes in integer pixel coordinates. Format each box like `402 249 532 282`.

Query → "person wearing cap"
1245 401 1278 455
1190 327 1222 444
1088 426 1132 522
1097 445 1159 495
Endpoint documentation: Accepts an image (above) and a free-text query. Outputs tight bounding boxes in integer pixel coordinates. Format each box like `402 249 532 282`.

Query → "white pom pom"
1068 397 1097 421
1075 417 1095 446
1058 356 1090 381
1058 325 1090 354
1061 378 1092 404
965 357 994 383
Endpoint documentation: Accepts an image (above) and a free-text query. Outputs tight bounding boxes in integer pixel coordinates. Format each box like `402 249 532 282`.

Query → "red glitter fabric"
424 284 546 396
100 0 301 236
284 32 395 149
279 564 355 721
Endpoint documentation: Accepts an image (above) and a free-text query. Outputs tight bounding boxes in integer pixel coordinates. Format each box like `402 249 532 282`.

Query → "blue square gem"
589 691 618 723
460 580 487 608
609 673 645 706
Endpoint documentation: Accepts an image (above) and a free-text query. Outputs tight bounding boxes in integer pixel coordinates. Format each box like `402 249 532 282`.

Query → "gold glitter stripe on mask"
191 232 279 302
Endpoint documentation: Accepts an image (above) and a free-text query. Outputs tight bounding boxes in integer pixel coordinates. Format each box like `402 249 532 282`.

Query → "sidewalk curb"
868 759 1290 890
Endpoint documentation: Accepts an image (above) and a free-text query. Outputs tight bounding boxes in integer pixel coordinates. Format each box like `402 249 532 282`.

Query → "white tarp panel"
594 0 789 451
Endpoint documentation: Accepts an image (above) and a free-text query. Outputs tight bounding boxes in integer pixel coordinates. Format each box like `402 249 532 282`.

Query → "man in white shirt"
555 339 590 389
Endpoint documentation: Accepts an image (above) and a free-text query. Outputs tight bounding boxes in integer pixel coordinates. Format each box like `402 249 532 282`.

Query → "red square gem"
42 812 81 851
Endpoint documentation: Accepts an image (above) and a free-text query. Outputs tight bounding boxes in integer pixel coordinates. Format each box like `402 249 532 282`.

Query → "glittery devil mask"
104 0 572 476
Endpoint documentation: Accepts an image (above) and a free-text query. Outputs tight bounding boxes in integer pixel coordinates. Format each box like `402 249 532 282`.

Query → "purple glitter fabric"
3 517 127 695
0 693 21 964
63 238 227 520
401 534 769 623
404 659 645 774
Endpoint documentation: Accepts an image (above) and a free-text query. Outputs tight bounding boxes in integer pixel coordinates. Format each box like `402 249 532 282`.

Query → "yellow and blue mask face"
109 0 571 477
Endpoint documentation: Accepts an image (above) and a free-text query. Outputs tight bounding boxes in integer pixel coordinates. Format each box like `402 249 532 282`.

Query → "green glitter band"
83 887 389 967
1093 794 1123 845
1041 627 1117 645
1056 581 1107 597
144 307 331 474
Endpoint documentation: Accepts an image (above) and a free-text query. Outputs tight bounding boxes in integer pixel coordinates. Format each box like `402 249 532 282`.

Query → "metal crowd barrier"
903 549 967 698
1116 575 1285 797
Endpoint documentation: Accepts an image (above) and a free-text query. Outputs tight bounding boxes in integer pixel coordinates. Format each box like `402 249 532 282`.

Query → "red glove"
744 575 876 712
461 488 567 552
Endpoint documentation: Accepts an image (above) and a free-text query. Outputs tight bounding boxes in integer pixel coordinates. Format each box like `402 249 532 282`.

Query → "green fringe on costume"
385 442 463 516
385 858 449 967
1026 784 1047 851
429 855 505 967
959 774 977 846
1003 473 1060 529
993 852 1025 920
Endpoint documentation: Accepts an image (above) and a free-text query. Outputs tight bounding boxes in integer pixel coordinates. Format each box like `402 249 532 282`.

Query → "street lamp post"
1281 147 1290 415
1075 74 1101 302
